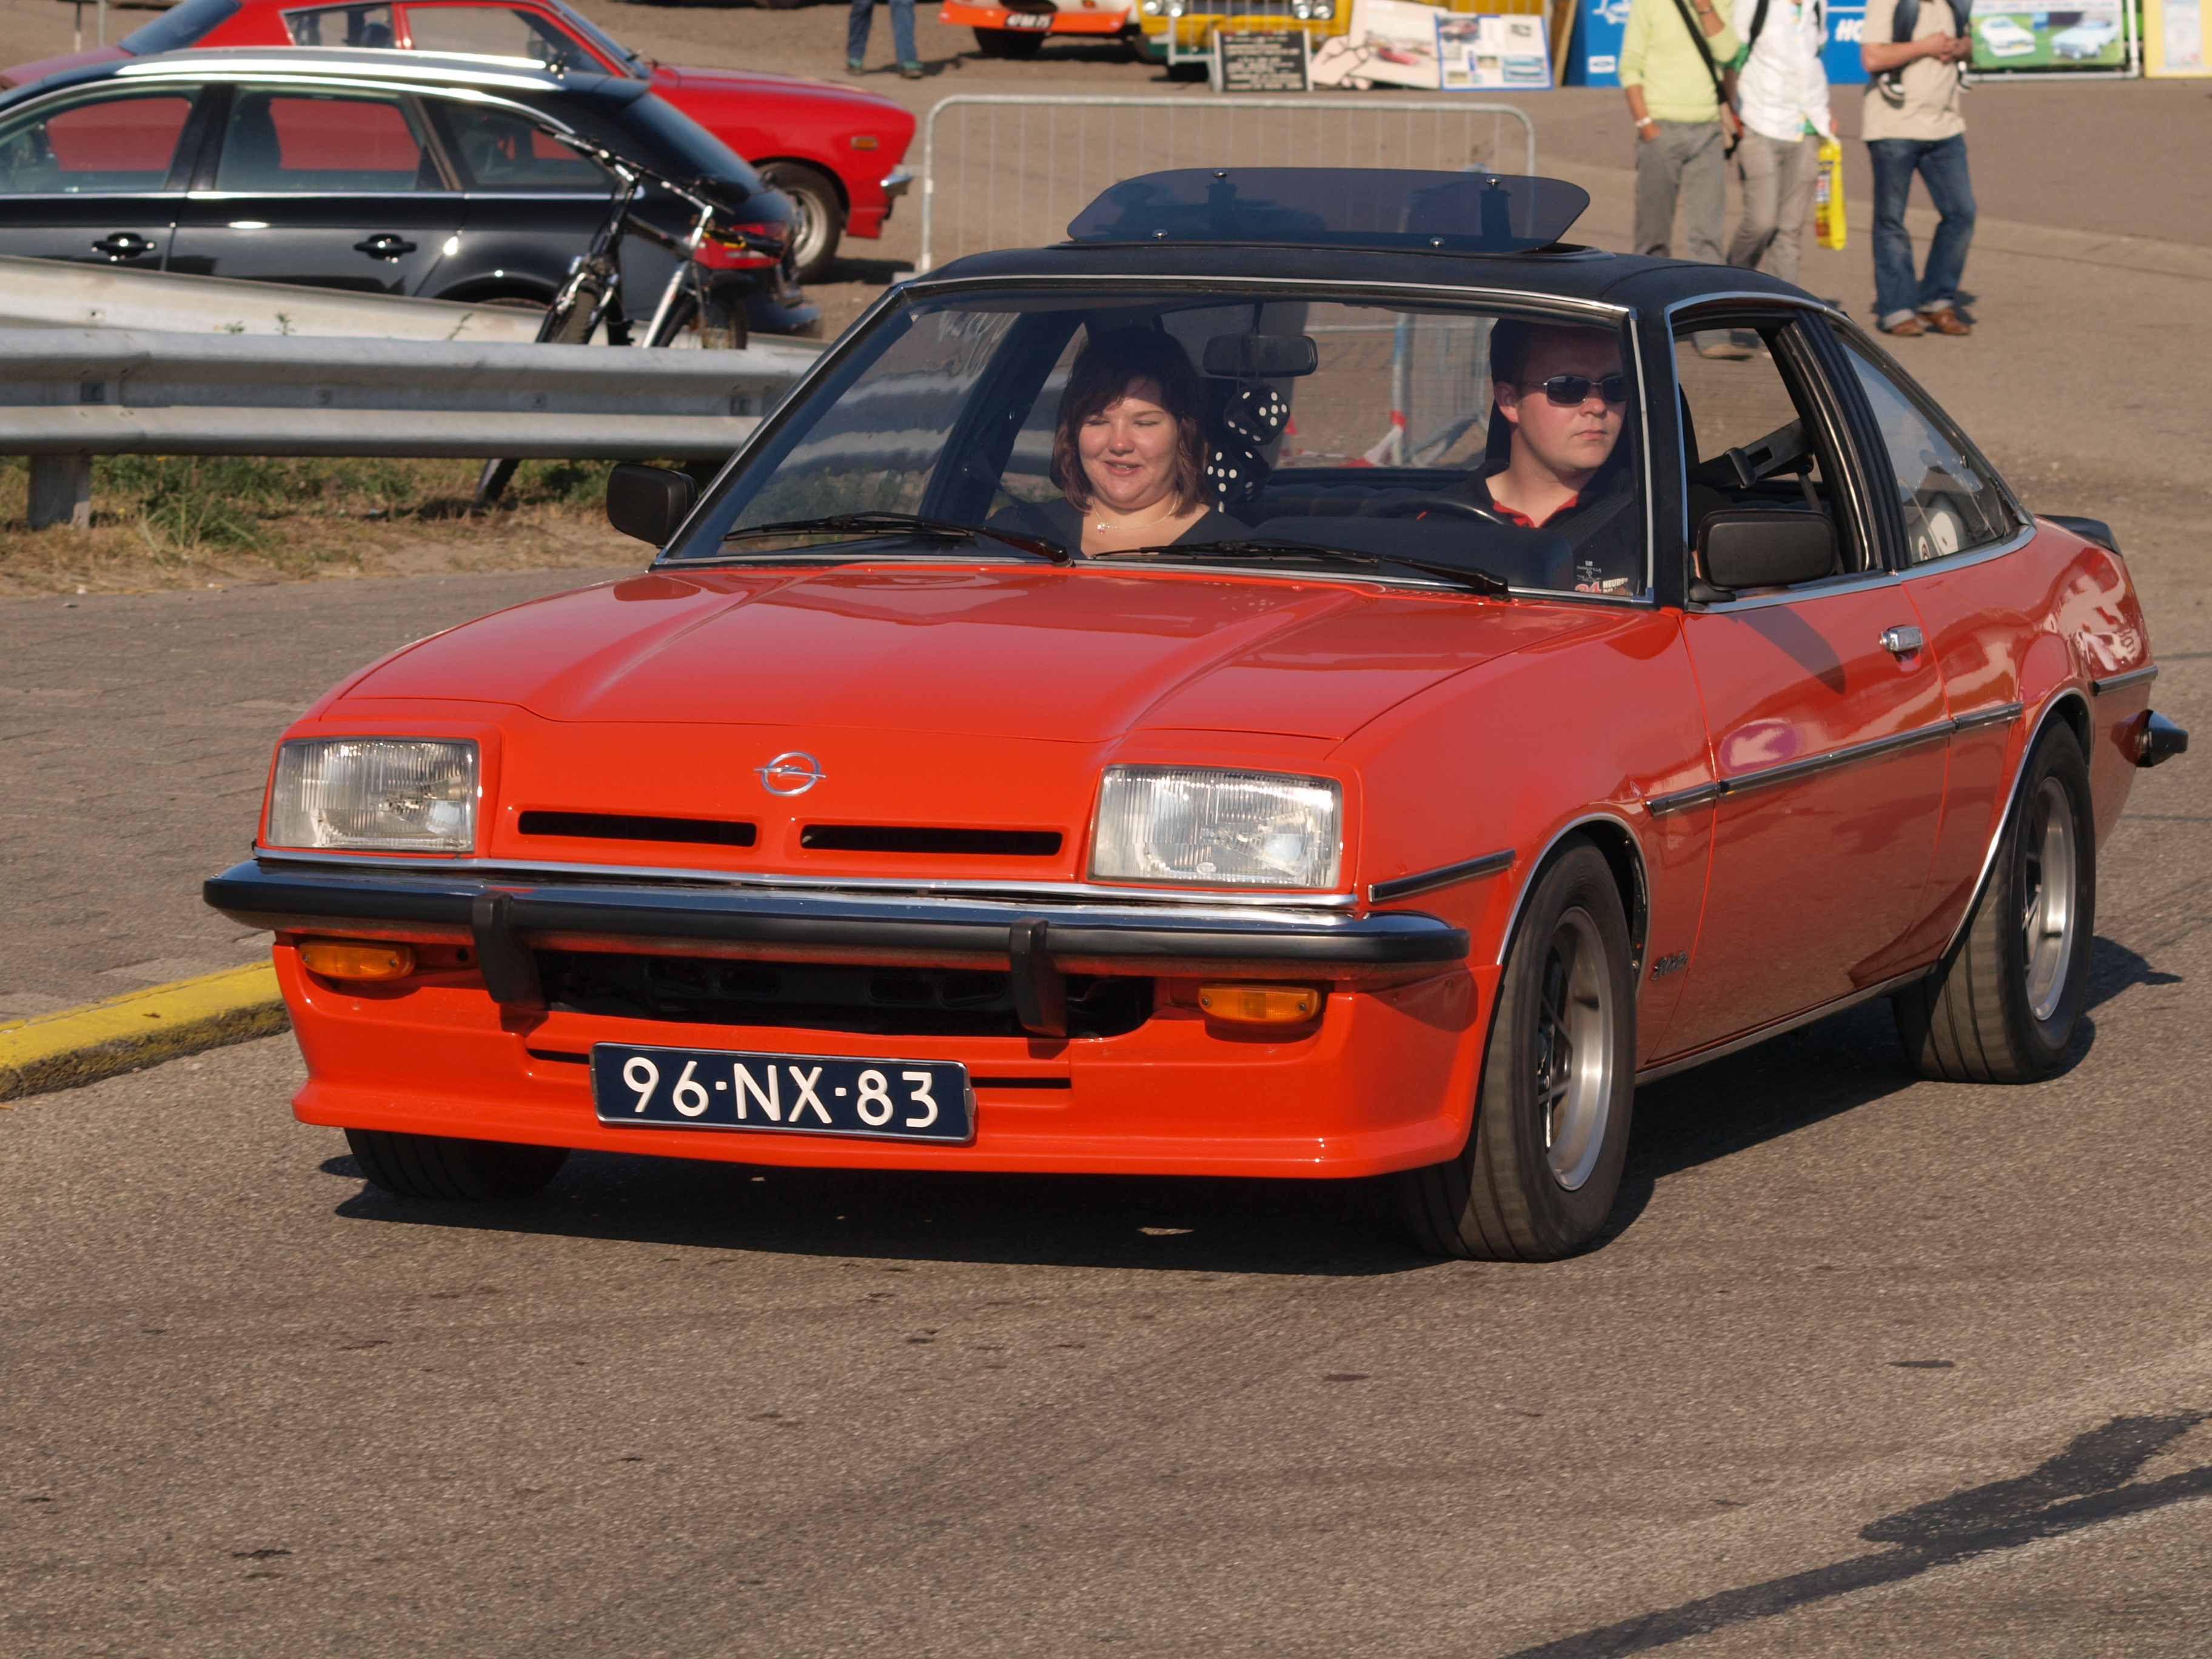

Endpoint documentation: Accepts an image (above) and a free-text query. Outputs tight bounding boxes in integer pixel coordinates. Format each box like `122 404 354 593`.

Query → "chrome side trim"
1644 782 1721 819
1688 569 1902 614
1634 965 1936 1087
1952 700 2025 732
2092 665 2159 697
1645 717 1956 817
1492 811 1652 968
1368 849 1513 905
1935 692 2090 962
1894 520 2037 579
249 845 1359 913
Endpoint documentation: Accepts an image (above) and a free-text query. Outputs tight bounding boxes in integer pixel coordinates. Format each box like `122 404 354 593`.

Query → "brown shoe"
1920 306 1971 336
1882 315 1926 338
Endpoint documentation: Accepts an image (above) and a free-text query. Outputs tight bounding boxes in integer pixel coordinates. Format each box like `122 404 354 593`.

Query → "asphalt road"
5 25 2212 1652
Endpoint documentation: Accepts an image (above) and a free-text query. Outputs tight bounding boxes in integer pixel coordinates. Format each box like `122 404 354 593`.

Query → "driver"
1445 319 1641 594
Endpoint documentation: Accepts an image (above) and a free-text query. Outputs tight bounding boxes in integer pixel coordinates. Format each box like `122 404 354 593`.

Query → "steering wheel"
1355 495 1494 521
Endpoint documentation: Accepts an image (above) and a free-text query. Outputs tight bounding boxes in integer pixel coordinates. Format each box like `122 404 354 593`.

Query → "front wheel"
1892 722 2095 1081
756 162 845 283
1399 839 1637 1260
345 1129 568 1201
973 25 1044 57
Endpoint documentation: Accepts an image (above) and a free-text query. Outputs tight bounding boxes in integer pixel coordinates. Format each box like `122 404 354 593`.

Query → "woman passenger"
993 327 1247 556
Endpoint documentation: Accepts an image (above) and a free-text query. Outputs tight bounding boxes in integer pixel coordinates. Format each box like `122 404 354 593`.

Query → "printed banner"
1437 12 1555 87
1966 0 2129 70
1312 0 1451 87
2145 0 2207 72
1568 0 1869 87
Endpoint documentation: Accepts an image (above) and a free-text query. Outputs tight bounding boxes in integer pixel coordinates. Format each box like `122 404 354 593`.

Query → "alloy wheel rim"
776 183 828 272
2021 775 2079 1024
1533 906 1614 1191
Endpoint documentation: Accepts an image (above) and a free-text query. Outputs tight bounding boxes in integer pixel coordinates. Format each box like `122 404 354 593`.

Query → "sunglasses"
1521 374 1630 407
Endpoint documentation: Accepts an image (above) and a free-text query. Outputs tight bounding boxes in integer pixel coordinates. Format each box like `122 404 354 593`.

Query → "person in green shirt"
1620 0 1748 357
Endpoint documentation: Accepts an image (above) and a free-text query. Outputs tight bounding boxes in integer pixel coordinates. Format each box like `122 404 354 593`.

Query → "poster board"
1437 12 1555 87
1312 0 1451 87
2145 0 2208 72
1966 0 2131 72
1216 27 1315 90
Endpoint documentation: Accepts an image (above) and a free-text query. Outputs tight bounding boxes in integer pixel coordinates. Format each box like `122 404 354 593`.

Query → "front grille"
798 825 1062 857
537 950 1151 1038
519 811 756 848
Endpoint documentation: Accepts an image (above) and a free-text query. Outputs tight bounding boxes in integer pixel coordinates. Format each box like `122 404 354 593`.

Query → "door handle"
1880 625 1925 657
353 235 418 260
91 232 156 260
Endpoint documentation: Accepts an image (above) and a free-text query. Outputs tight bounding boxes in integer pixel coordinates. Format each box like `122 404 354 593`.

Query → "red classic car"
206 169 2185 1259
0 0 913 279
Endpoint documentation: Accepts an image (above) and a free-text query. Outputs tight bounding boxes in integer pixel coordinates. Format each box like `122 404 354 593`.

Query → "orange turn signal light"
1198 985 1321 1025
300 940 415 982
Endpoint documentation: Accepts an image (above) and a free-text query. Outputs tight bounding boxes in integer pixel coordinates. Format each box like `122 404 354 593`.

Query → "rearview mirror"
1202 333 1319 378
606 463 699 546
1698 509 1836 594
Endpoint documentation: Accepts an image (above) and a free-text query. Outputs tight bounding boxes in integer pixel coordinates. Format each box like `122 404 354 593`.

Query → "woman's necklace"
1091 498 1184 533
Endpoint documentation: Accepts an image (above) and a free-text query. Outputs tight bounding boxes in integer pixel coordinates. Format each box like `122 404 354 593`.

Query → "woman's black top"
987 497 1249 554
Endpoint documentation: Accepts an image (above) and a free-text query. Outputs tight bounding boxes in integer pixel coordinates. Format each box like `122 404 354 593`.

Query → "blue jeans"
1866 134 1976 326
848 0 917 64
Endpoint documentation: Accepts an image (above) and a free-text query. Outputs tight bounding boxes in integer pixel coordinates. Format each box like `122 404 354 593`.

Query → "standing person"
1860 0 1974 337
1620 0 1746 357
1729 0 1831 288
848 0 923 80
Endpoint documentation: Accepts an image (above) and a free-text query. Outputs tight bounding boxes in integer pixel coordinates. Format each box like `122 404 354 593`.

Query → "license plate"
1002 11 1054 25
591 1043 973 1144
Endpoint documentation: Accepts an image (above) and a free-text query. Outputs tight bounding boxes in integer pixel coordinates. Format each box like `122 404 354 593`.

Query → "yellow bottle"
1814 135 1847 251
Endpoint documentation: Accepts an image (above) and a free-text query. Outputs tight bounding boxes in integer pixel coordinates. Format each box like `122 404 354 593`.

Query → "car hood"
651 62 910 117
338 566 1606 744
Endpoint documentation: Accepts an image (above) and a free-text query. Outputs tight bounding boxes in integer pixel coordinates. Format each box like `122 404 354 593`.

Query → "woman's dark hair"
1052 327 1209 514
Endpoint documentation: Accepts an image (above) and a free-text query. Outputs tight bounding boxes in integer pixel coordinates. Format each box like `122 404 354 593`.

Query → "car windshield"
541 0 648 75
669 287 1650 600
121 0 243 53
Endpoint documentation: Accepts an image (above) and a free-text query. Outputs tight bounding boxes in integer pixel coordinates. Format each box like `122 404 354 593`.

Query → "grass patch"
0 454 655 594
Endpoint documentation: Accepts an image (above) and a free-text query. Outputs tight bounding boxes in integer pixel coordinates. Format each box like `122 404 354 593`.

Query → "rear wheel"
756 162 845 283
345 1128 568 1201
1399 839 1637 1260
1893 722 2095 1081
974 25 1044 56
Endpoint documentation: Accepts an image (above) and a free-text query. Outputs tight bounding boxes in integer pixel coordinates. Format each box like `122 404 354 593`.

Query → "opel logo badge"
757 751 825 796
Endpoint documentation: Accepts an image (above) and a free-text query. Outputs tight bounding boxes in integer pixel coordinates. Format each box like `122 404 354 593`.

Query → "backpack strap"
1746 0 1772 45
1666 0 1735 107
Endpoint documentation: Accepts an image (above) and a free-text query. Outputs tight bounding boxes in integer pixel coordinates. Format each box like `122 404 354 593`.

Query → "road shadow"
323 1150 1429 1278
321 934 2171 1269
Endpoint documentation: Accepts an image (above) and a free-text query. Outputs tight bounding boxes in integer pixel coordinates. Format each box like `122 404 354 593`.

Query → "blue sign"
1566 0 1868 86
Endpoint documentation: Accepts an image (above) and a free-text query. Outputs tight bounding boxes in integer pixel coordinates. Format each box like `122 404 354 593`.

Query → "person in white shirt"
1728 0 1831 287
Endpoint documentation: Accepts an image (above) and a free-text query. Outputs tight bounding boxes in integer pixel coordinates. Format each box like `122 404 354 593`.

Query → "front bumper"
209 858 1481 1178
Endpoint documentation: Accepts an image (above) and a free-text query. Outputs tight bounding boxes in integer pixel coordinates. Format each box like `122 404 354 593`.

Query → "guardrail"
916 94 1540 273
4 327 819 530
0 255 549 343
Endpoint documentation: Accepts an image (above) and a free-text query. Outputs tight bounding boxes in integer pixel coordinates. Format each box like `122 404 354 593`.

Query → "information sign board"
1216 27 1315 91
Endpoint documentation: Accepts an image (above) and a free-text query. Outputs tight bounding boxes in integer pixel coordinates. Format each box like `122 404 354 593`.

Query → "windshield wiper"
720 512 1070 564
1098 538 1511 598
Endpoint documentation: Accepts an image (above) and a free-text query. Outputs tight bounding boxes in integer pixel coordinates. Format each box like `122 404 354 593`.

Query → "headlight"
1090 766 1342 888
266 739 479 853
1141 0 1162 12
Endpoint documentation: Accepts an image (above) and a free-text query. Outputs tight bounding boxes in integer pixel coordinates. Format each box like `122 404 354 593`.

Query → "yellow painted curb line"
0 962 290 1103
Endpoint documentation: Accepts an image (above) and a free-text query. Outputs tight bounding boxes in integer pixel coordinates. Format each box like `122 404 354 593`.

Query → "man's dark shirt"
1439 456 1642 594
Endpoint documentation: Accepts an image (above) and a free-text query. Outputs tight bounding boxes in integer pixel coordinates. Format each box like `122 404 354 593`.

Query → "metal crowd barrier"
3 327 819 529
916 94 1540 273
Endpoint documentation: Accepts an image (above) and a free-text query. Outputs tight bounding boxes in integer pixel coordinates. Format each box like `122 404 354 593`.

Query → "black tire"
974 25 1044 57
1893 722 2095 1082
345 1128 569 1201
1399 839 1637 1260
756 162 845 283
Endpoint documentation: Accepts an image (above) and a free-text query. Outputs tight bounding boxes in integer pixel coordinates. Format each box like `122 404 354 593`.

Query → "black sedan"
0 46 818 335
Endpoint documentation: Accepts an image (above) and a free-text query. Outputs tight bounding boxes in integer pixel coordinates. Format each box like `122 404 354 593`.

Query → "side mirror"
606 463 698 547
1697 509 1836 597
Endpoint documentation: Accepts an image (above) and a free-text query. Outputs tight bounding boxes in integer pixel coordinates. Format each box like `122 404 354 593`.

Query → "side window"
0 91 196 195
283 5 397 47
215 90 438 192
1673 318 1865 582
401 4 599 70
428 102 612 192
1835 328 2015 565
